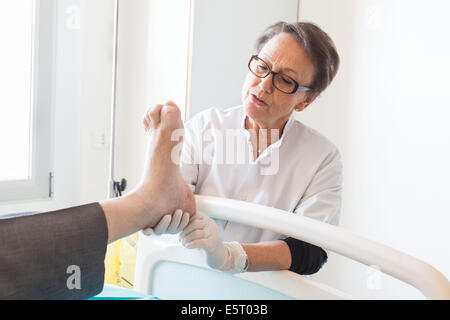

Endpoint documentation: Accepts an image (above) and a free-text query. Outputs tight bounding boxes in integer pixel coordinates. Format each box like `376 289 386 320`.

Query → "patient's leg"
100 102 196 243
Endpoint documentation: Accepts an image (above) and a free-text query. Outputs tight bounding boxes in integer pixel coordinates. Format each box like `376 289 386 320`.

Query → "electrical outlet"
92 130 107 150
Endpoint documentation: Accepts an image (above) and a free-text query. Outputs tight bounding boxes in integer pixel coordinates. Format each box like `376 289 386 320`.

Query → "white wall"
113 0 191 194
298 0 450 299
79 0 114 204
188 0 298 118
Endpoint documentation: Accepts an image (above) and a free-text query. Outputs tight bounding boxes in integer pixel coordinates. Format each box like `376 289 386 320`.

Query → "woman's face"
241 33 317 130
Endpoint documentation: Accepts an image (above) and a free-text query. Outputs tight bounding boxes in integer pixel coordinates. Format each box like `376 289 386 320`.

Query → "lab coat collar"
240 107 296 144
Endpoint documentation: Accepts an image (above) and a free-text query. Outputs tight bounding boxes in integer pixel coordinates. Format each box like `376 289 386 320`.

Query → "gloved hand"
142 209 190 236
180 212 248 273
180 212 227 269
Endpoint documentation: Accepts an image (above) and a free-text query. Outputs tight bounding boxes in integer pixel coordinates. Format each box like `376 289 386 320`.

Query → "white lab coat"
180 105 343 243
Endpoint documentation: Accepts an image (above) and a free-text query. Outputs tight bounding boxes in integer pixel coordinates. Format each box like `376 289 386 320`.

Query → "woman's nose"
258 73 274 94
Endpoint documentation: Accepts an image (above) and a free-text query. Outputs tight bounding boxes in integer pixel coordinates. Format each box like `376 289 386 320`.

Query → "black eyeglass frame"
248 55 312 94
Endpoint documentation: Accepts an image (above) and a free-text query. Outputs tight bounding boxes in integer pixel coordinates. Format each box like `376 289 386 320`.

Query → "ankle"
123 188 156 228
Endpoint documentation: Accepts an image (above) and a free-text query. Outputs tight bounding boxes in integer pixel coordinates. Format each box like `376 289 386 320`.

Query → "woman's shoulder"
289 119 340 155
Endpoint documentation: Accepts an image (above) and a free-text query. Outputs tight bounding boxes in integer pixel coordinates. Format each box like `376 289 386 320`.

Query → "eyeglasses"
248 55 312 94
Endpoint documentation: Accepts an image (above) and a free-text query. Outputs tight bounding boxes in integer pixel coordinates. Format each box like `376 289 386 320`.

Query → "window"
0 0 55 202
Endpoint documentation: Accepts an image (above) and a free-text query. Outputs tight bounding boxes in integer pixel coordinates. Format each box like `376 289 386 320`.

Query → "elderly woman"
144 21 341 275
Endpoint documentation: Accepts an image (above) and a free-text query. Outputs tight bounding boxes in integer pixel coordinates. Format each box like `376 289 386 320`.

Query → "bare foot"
100 102 196 242
137 101 196 226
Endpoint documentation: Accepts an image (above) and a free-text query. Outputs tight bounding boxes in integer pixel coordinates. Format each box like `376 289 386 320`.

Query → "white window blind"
0 0 55 202
0 1 33 181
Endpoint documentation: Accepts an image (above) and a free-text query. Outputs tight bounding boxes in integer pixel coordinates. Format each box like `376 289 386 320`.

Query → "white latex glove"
180 212 228 270
142 209 190 236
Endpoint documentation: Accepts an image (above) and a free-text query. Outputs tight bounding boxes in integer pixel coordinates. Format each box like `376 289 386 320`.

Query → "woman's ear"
294 92 319 112
295 103 308 112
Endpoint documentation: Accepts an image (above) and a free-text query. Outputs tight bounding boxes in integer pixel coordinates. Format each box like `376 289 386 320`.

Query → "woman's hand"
142 209 190 236
180 213 228 270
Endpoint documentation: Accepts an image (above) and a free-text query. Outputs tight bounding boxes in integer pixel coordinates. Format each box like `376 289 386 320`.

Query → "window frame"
0 0 56 202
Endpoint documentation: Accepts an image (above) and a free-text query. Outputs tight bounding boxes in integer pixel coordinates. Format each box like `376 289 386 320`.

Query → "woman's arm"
180 213 328 275
241 240 291 271
242 239 328 275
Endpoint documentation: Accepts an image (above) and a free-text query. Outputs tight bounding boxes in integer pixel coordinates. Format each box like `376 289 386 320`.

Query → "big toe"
161 104 183 131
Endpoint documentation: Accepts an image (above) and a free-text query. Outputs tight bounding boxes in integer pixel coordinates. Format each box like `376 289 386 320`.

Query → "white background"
298 0 450 299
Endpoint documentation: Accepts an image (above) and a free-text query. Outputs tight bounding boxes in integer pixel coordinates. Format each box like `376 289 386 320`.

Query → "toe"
161 103 183 131
149 104 164 128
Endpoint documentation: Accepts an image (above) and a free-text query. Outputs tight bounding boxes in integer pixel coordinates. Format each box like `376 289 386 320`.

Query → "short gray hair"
255 21 340 95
